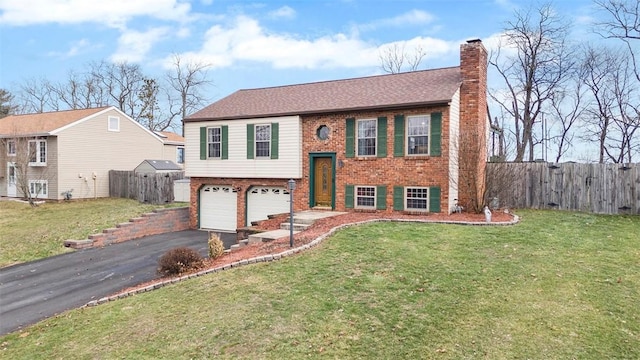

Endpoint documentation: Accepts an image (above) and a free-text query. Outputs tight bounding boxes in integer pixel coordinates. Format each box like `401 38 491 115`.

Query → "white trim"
356 118 377 157
207 126 222 159
28 139 47 166
108 116 120 132
29 180 48 197
405 186 429 212
254 123 271 158
50 106 165 145
7 140 16 156
355 185 376 209
406 114 431 156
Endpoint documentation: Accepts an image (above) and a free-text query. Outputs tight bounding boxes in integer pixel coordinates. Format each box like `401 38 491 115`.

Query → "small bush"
157 247 204 276
208 232 225 259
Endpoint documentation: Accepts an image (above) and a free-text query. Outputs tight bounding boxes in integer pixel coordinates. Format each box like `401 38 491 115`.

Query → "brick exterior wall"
458 40 489 210
189 40 488 230
81 207 190 248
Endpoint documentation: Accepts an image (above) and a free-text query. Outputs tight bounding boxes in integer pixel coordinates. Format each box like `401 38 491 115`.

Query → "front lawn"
1 210 638 359
0 198 186 267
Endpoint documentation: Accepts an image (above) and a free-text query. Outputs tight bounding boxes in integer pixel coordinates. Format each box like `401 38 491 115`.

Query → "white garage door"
247 186 291 225
200 185 237 231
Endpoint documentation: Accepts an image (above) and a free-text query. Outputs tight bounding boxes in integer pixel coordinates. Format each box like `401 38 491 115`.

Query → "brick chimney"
457 39 489 212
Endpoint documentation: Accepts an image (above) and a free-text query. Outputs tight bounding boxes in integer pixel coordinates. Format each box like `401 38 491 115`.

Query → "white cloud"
166 15 459 71
358 9 435 32
110 27 171 63
47 38 94 59
0 0 193 28
268 6 296 20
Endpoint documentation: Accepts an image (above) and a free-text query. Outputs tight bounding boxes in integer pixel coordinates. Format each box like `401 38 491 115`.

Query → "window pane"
256 141 270 157
406 187 428 210
207 127 221 158
407 116 429 155
356 186 375 208
255 125 271 141
357 120 376 156
255 124 271 157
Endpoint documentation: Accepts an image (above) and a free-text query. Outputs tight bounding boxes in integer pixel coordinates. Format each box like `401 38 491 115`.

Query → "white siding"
185 116 302 179
448 88 461 213
56 108 165 199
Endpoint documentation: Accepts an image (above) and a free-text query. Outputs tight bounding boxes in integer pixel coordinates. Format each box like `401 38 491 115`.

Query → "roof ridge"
235 66 462 93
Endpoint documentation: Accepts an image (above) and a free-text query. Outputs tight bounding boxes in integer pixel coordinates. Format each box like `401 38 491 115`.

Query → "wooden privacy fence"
486 162 640 215
109 170 185 204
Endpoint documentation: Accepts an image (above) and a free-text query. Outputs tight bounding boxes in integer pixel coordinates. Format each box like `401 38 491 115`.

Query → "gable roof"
136 159 182 171
155 131 185 145
186 67 462 121
0 107 111 136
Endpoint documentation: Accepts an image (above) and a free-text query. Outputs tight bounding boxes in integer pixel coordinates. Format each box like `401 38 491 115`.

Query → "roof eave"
0 132 53 138
183 99 452 122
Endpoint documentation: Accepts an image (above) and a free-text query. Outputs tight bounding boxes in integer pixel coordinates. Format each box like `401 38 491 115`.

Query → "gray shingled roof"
186 66 462 121
140 160 182 171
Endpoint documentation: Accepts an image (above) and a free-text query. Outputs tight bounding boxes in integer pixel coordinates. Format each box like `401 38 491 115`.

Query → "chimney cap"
466 38 482 43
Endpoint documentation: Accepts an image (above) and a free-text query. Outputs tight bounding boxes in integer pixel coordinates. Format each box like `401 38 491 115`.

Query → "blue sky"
0 0 601 103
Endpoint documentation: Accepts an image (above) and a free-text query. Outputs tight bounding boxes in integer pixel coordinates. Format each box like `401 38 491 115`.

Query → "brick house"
183 39 488 232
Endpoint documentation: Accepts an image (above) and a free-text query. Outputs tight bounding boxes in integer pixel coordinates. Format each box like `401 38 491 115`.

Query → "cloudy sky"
0 0 601 102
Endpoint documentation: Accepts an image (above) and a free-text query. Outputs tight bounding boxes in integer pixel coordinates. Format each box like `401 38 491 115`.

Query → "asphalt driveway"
0 230 237 336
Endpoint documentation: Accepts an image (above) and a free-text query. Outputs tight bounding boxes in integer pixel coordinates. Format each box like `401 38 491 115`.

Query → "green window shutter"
377 116 387 158
345 184 354 209
430 112 442 156
393 186 404 211
393 115 405 157
199 127 207 160
345 118 355 158
270 123 279 159
221 125 228 160
429 187 441 213
376 185 387 210
246 124 254 159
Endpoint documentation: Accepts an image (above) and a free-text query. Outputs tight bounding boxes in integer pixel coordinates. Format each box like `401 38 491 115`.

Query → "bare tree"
17 78 57 113
1 133 53 206
545 75 587 163
581 45 640 163
379 43 426 74
90 61 145 120
165 54 213 135
595 0 640 81
489 3 575 162
49 70 108 110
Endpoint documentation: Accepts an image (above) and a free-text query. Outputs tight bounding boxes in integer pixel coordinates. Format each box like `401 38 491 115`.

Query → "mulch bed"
110 210 517 298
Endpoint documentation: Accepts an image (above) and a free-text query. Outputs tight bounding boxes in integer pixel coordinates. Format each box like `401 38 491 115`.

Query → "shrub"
157 247 204 276
208 232 225 259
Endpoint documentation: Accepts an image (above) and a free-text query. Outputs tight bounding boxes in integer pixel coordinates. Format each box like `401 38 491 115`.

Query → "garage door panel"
200 185 237 231
247 186 290 225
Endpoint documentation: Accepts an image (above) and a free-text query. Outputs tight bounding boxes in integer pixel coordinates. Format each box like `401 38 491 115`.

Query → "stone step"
248 229 298 244
280 222 310 231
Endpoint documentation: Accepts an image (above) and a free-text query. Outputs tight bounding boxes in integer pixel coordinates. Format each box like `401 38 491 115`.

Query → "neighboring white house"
0 106 184 200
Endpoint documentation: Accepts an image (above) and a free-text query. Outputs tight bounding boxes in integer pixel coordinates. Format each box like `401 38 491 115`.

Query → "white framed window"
407 115 430 155
29 180 48 197
108 116 120 132
7 140 16 156
176 146 185 164
255 124 271 158
405 187 429 211
207 127 221 158
28 139 47 166
355 186 376 209
357 119 377 156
